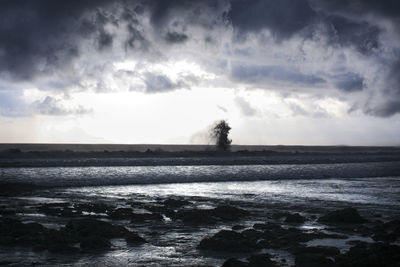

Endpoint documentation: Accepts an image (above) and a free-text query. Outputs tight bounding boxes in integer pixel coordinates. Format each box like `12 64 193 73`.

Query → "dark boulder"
108 208 133 219
80 236 111 250
163 198 191 208
63 218 146 245
175 209 218 224
290 245 340 257
372 226 396 243
0 218 79 253
334 243 400 267
0 208 16 215
176 205 249 224
284 213 306 224
64 219 127 239
41 229 78 253
125 232 147 244
221 258 248 267
318 208 367 224
199 230 256 252
248 254 277 267
211 205 250 221
295 253 334 267
241 229 264 241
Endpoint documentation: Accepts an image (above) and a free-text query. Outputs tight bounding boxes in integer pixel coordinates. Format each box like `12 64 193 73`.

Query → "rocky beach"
0 145 400 266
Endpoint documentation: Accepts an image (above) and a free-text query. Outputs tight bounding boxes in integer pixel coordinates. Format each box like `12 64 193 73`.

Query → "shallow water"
1 161 400 186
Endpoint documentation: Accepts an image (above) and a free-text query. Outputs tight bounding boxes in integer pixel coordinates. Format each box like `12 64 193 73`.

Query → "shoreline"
1 143 400 153
1 146 400 168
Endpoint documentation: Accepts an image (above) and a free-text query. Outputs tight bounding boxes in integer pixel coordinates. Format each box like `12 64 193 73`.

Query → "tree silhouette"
212 120 232 150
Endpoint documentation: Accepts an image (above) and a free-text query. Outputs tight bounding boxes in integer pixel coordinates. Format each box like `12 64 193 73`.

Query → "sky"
0 0 399 145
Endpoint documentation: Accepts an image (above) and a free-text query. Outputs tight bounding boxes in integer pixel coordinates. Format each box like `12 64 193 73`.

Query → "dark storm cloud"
228 0 317 39
327 16 380 54
0 0 400 117
364 61 400 117
0 0 113 80
231 63 325 86
98 29 114 50
165 31 188 43
309 0 400 19
333 72 364 92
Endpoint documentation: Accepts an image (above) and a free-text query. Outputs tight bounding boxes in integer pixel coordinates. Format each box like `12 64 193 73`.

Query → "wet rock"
334 243 400 267
130 212 163 223
163 198 191 208
0 261 14 266
221 258 248 267
0 208 16 215
198 230 256 252
272 212 290 219
383 219 400 230
80 236 111 250
0 218 46 246
42 229 78 253
176 209 218 224
318 208 367 224
253 222 283 231
295 253 334 267
125 232 147 244
241 229 264 241
284 213 306 224
212 205 250 221
290 245 340 256
65 219 125 238
60 207 79 217
0 182 42 196
63 218 146 245
0 218 79 253
74 203 112 214
371 226 396 243
176 205 249 224
232 225 245 231
108 208 133 219
258 226 347 250
248 254 278 267
37 205 64 216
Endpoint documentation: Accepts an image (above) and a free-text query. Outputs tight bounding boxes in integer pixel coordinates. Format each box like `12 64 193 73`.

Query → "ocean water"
1 161 400 187
1 160 400 266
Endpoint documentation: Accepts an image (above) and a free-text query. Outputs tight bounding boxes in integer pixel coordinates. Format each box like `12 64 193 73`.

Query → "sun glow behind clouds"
2 82 399 145
60 87 237 144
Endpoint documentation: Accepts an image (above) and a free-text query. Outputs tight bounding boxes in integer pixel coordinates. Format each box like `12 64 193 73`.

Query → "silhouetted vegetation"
212 120 232 150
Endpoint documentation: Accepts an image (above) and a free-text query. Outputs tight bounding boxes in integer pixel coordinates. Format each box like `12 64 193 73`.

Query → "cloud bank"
0 0 400 118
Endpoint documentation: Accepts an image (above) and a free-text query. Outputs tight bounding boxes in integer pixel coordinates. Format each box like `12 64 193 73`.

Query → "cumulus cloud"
33 96 92 116
143 72 189 93
0 92 91 117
